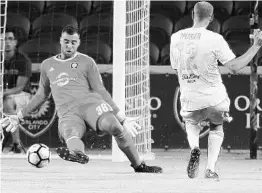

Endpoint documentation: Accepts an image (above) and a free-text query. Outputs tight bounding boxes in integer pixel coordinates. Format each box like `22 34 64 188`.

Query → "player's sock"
114 129 141 168
206 125 224 172
66 136 85 153
185 123 201 149
98 113 141 168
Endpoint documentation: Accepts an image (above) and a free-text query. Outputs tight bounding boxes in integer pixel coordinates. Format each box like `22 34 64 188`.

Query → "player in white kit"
170 1 262 179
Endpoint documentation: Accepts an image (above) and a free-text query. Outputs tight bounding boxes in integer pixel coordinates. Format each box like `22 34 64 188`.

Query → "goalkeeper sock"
206 126 224 172
66 136 85 153
114 128 141 168
185 123 201 150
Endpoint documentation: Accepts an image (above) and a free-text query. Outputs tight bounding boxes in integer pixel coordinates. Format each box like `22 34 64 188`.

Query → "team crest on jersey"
70 62 78 69
19 83 57 138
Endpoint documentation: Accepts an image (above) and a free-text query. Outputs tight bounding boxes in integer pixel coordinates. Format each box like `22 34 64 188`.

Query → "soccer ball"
27 143 51 168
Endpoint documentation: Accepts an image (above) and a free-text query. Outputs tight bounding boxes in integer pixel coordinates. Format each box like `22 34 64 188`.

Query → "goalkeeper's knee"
59 122 85 143
97 112 125 137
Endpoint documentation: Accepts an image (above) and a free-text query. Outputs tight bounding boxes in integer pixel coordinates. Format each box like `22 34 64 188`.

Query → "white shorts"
180 98 230 125
5 91 31 111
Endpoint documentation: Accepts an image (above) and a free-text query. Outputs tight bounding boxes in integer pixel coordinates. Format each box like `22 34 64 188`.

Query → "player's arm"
4 54 32 96
86 58 122 117
170 34 179 75
20 62 51 118
218 30 262 74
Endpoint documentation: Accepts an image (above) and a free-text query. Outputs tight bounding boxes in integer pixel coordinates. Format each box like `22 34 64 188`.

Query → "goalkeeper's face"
60 32 80 58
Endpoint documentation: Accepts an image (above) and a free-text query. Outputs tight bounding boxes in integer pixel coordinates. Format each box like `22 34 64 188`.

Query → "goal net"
0 0 154 160
112 0 154 161
0 0 7 155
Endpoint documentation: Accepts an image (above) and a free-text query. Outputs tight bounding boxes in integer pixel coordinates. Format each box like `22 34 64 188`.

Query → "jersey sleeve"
214 35 236 65
170 33 179 70
17 52 32 78
21 61 51 117
86 58 120 114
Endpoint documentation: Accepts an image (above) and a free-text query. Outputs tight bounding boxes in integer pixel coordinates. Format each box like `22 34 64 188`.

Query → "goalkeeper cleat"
132 161 163 173
187 147 201 179
56 147 89 164
205 169 219 179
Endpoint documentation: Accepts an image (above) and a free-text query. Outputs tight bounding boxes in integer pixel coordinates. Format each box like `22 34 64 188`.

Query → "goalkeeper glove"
116 112 142 137
1 110 24 133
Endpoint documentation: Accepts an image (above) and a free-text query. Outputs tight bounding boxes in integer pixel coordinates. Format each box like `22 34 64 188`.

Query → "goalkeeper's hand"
122 117 142 137
0 111 23 133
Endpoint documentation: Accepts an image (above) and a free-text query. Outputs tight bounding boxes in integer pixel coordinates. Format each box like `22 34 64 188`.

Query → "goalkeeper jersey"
23 52 119 117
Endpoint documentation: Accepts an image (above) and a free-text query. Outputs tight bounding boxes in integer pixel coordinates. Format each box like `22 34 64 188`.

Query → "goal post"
112 0 154 161
0 0 8 155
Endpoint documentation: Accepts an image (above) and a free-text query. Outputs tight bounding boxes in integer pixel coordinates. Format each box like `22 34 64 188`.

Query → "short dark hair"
2 28 17 39
61 25 79 35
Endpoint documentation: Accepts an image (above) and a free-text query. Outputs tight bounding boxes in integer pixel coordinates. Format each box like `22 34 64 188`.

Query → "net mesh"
0 0 8 154
125 0 154 159
1 1 154 158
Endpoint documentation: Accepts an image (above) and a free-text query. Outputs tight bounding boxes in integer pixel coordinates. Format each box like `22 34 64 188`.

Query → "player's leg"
56 112 89 164
80 102 162 173
181 109 208 178
205 123 223 179
205 99 230 179
3 96 22 153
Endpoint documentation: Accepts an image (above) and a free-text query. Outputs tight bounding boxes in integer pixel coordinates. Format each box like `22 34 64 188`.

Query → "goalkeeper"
1 25 162 173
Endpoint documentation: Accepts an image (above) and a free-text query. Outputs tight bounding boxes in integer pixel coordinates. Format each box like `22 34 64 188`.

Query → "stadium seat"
5 1 45 21
150 13 173 48
160 44 170 66
4 13 30 44
222 15 251 42
79 13 113 41
84 33 113 47
92 1 113 14
228 41 251 57
150 42 160 65
44 1 92 22
78 40 112 64
150 1 186 23
19 38 60 63
32 13 78 38
174 15 221 33
187 1 233 23
234 1 262 16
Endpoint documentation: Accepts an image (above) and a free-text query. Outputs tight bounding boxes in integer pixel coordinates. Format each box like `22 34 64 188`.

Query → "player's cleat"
132 161 163 173
187 147 201 178
205 169 219 179
56 147 89 164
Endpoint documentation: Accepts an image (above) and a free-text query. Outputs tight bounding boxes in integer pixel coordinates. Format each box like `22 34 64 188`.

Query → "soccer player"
1 28 32 153
170 1 262 179
2 25 162 173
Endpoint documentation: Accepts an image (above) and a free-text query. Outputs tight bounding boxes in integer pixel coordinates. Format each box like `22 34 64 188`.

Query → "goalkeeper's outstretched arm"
21 62 51 118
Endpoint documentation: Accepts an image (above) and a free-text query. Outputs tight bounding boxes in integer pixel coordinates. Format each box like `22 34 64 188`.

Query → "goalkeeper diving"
1 25 162 173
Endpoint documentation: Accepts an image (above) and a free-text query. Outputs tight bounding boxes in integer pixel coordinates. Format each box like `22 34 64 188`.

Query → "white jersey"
170 27 236 111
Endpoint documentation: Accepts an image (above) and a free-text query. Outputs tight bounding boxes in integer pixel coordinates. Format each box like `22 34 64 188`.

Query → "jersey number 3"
96 103 113 116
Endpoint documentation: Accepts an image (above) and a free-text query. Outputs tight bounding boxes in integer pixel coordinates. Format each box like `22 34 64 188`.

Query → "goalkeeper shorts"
58 96 113 140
